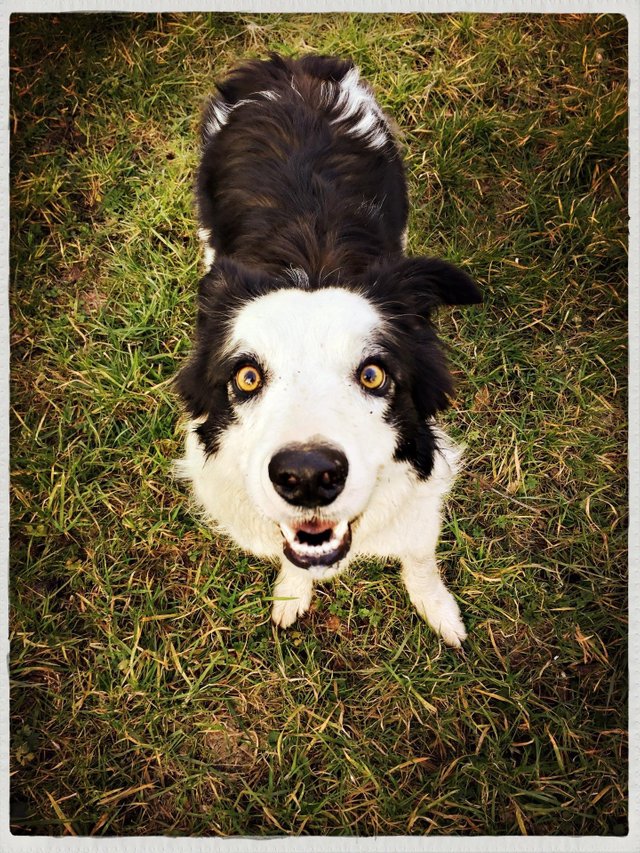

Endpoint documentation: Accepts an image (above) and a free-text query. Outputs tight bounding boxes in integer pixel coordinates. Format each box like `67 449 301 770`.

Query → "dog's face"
177 256 480 576
220 285 398 573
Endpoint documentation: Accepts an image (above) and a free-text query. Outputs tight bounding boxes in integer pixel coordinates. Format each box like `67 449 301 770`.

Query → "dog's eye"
234 365 263 394
359 363 387 392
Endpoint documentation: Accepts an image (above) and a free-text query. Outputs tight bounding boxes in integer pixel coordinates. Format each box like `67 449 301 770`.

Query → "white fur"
204 99 233 138
204 91 281 141
204 71 388 151
197 227 215 271
177 287 467 646
328 67 389 149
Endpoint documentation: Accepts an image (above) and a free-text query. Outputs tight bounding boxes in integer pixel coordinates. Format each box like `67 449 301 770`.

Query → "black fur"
178 54 481 478
361 256 480 478
196 53 408 279
175 258 284 455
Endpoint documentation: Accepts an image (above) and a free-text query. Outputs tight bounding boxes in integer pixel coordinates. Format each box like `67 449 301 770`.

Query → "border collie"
176 54 481 647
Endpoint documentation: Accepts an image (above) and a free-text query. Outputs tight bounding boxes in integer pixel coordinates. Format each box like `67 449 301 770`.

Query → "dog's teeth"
291 539 337 556
279 520 351 565
281 523 297 543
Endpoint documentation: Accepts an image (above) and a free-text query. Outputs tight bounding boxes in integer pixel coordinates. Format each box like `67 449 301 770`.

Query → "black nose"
268 443 349 508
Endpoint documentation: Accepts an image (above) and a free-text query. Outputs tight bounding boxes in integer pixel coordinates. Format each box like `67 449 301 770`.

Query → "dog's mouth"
280 519 352 569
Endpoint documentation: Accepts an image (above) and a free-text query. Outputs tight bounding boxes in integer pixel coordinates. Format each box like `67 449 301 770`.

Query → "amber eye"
234 364 263 394
359 363 387 392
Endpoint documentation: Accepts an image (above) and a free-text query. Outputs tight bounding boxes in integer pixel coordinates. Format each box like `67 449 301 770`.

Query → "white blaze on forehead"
227 287 382 367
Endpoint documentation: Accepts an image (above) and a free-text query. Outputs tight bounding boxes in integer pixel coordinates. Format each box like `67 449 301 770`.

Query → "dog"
175 54 481 647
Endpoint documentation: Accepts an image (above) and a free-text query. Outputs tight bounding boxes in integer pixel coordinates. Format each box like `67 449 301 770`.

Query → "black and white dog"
176 54 481 646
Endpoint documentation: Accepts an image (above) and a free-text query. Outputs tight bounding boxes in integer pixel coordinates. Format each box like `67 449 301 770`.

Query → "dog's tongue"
280 519 351 569
296 520 333 535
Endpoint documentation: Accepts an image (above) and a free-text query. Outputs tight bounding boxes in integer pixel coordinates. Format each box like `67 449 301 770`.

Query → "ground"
9 12 628 836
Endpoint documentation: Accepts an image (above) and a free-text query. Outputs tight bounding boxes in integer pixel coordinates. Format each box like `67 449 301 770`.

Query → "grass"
9 12 628 837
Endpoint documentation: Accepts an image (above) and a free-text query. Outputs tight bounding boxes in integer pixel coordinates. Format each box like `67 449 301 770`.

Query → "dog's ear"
176 259 277 418
366 256 481 319
175 351 211 418
197 257 275 307
386 256 481 316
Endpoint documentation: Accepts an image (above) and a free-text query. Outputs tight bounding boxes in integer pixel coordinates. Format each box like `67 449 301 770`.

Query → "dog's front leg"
271 559 314 629
401 555 467 648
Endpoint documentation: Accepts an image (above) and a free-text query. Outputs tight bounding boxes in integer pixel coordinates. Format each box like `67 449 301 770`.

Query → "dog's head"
177 257 480 575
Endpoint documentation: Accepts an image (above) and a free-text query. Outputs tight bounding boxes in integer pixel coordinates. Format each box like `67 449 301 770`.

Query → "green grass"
9 12 628 837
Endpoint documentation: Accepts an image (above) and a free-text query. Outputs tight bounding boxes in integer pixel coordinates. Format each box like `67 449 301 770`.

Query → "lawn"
9 12 628 837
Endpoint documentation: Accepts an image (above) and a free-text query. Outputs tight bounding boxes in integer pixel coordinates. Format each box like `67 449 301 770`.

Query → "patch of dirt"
199 722 259 774
79 286 108 314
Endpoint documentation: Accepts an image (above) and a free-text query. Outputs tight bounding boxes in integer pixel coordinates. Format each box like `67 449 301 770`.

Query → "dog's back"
196 54 409 281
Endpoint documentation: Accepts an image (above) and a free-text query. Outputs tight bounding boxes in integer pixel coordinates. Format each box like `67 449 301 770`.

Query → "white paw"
271 585 312 629
411 590 467 648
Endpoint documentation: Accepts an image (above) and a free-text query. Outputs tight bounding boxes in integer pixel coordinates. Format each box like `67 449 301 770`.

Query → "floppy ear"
197 256 275 306
174 348 212 418
175 258 276 417
388 256 482 316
